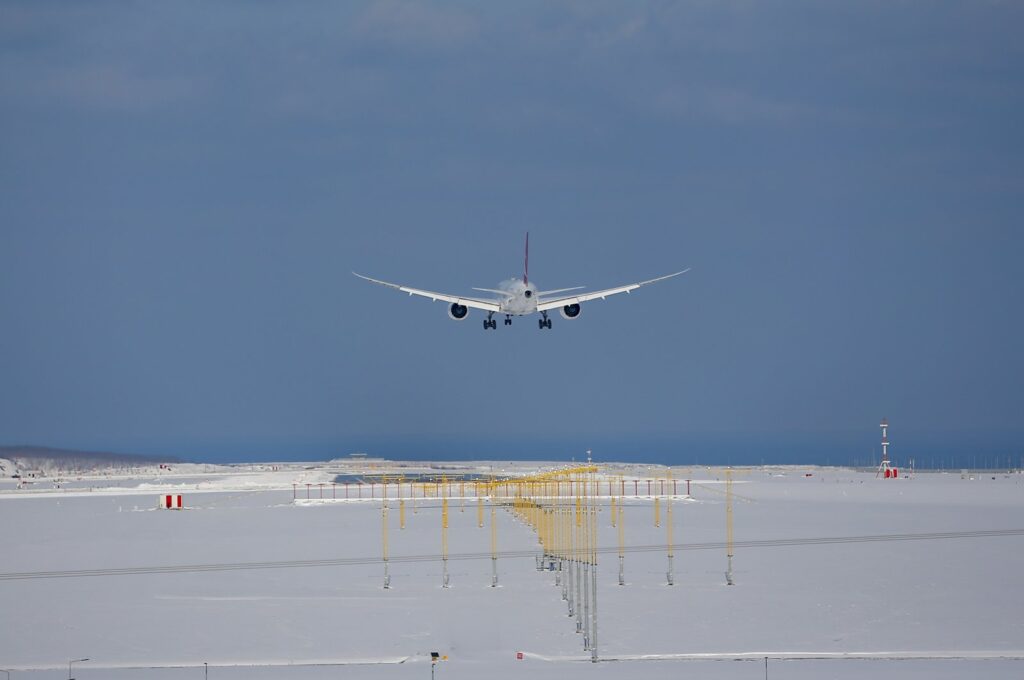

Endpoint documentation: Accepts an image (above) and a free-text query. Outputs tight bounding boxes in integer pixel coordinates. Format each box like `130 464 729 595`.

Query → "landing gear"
504 315 512 326
538 312 552 330
484 312 497 330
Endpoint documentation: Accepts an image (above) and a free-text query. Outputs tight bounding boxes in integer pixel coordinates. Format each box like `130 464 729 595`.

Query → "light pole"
68 658 88 679
204 662 208 679
2 668 11 679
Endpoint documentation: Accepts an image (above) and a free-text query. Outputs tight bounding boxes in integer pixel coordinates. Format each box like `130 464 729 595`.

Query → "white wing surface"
536 269 689 312
353 273 502 313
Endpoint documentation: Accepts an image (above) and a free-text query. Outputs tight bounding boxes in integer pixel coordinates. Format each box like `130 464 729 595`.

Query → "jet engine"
560 303 582 319
448 303 469 320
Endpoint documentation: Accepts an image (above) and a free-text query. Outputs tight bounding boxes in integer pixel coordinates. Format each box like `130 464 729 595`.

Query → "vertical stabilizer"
524 232 530 285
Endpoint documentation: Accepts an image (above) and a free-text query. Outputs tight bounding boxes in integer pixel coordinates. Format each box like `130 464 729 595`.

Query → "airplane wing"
353 273 502 313
535 269 689 312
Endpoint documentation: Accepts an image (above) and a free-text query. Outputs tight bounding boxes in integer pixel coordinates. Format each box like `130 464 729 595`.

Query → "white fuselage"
496 278 539 315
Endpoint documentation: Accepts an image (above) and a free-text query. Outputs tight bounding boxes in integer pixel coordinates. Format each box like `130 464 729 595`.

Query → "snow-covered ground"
1 464 1022 678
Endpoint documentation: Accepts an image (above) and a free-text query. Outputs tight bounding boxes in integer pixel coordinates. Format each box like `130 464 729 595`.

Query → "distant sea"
104 431 1023 471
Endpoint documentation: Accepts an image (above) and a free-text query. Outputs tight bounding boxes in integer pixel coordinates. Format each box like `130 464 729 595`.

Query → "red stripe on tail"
524 232 529 285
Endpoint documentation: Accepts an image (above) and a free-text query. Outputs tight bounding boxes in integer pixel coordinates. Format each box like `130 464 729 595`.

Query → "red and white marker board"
159 494 183 509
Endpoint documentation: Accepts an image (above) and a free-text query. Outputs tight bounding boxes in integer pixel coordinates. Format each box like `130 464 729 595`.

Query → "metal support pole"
617 500 625 585
491 504 498 587
563 511 570 604
582 561 590 647
569 508 576 614
591 552 598 661
666 481 675 586
68 658 88 680
561 499 569 593
726 468 735 586
442 496 450 588
575 505 582 631
553 495 561 587
590 476 598 662
581 477 589 647
382 500 390 589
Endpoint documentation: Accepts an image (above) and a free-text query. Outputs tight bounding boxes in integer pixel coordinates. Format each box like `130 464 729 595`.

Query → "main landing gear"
484 313 552 330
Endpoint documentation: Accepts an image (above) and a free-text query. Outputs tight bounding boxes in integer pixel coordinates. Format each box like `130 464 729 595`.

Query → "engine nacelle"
560 303 582 319
448 303 469 320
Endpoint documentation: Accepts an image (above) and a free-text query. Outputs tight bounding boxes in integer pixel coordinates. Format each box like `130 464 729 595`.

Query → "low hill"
0 445 178 477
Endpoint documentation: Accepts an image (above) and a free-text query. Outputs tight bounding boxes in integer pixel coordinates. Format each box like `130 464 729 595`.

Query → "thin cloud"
351 0 480 51
43 63 200 113
653 85 816 125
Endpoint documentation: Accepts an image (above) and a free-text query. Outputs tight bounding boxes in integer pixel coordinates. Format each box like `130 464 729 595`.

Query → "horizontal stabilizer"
471 287 515 298
537 286 585 297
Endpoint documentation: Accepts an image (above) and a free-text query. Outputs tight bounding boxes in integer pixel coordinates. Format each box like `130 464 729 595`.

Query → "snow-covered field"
2 464 1022 679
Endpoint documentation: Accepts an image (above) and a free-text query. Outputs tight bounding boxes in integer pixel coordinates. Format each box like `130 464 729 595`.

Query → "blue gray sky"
1 1 1021 466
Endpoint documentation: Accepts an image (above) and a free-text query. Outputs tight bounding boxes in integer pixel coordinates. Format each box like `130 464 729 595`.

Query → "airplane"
353 234 689 330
